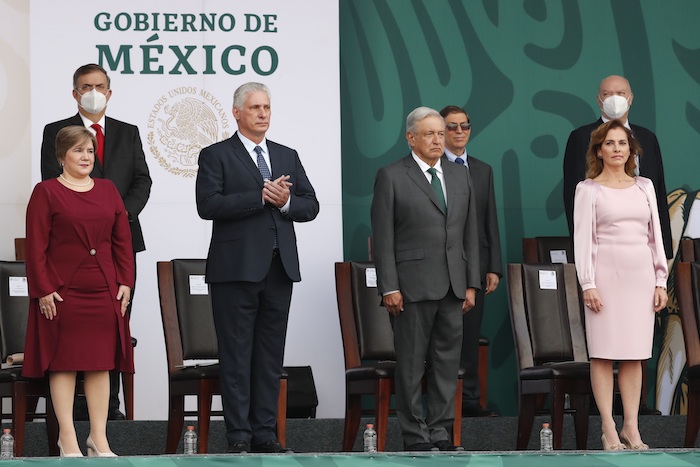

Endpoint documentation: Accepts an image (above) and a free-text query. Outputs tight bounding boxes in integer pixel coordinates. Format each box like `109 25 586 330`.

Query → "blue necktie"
454 157 465 165
254 145 278 249
427 167 447 212
254 145 272 180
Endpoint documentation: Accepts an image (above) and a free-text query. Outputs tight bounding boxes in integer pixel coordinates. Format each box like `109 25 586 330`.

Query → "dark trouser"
460 287 485 407
393 291 463 446
211 254 292 445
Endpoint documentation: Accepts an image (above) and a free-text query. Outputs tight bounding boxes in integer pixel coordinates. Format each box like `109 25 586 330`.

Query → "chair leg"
277 377 287 447
343 393 362 451
375 379 391 452
517 394 536 450
571 393 589 449
11 382 27 457
197 382 213 454
551 387 566 450
166 394 185 454
123 372 134 420
453 378 463 446
685 389 700 448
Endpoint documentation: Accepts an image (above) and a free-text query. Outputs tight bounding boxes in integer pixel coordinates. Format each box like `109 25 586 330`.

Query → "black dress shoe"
228 440 251 454
404 442 439 452
462 403 497 417
252 440 292 453
433 440 465 451
108 408 126 420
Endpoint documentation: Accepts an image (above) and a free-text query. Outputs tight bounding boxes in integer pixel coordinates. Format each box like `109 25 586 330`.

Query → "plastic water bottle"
363 423 377 453
540 422 553 451
0 429 14 458
183 426 197 455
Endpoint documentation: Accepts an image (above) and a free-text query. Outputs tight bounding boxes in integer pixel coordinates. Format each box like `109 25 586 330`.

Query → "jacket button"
89 249 96 256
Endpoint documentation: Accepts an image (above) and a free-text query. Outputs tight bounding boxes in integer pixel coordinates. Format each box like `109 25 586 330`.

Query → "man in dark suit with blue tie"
371 107 481 451
440 106 502 418
41 63 152 420
196 82 319 454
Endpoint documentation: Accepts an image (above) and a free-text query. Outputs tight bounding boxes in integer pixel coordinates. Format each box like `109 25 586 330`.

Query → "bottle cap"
187 426 195 431
366 424 374 429
542 422 550 428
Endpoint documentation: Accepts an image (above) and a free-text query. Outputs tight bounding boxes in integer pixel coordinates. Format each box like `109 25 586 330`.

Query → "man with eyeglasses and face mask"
439 105 501 418
562 74 671 417
40 63 152 421
563 75 672 261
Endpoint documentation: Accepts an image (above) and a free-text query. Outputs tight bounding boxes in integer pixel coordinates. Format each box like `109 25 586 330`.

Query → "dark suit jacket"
371 155 481 303
41 114 152 252
563 119 672 259
195 132 319 283
445 155 502 282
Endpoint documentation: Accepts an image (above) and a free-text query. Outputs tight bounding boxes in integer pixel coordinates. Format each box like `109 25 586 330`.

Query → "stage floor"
7 451 700 467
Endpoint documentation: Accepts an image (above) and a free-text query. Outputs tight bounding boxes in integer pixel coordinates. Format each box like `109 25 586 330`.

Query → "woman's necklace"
59 174 92 187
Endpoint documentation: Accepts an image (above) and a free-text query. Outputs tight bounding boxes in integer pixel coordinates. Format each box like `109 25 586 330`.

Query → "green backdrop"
339 0 700 416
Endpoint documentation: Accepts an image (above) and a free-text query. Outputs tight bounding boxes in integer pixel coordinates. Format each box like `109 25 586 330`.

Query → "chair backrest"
14 238 26 261
157 259 218 375
679 238 700 262
0 261 30 360
522 236 573 264
675 262 700 368
506 263 588 369
335 261 395 370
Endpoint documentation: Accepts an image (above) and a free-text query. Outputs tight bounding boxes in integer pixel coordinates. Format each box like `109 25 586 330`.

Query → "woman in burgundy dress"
23 126 134 457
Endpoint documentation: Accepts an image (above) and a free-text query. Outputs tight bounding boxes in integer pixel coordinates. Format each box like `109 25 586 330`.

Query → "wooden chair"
14 237 135 420
673 261 700 447
680 238 700 262
506 263 591 450
157 259 287 453
368 236 490 408
522 236 573 264
0 260 58 456
335 261 463 451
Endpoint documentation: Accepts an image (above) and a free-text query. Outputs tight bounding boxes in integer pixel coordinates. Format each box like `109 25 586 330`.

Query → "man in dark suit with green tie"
371 107 481 451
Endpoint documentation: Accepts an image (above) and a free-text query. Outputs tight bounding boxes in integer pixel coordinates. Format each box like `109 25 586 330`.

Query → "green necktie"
427 167 447 212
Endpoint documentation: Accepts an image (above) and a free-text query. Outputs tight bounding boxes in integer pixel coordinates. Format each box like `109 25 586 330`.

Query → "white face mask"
78 89 108 114
600 95 629 119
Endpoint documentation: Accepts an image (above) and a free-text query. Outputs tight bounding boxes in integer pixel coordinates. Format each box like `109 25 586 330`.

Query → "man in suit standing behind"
196 82 319 454
439 105 502 418
371 107 481 451
41 63 152 420
563 75 672 259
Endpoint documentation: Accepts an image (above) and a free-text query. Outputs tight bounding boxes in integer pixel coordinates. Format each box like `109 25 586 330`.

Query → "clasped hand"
263 175 292 208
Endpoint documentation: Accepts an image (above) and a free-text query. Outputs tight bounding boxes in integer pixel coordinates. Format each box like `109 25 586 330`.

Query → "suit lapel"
231 133 265 186
443 163 461 219
404 156 446 215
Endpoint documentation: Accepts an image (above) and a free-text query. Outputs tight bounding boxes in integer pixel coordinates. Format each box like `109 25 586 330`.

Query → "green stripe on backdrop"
340 0 700 416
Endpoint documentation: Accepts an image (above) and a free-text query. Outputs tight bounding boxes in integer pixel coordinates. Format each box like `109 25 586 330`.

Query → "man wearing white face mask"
563 75 672 260
40 63 152 421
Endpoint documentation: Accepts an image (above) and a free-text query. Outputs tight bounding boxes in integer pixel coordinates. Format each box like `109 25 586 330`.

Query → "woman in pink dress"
23 126 134 457
574 119 667 451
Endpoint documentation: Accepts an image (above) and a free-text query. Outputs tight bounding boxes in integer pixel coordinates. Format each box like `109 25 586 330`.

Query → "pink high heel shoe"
57 439 83 457
86 435 117 457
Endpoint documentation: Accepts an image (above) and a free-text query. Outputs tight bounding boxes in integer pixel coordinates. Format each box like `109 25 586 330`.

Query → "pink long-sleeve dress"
573 177 667 360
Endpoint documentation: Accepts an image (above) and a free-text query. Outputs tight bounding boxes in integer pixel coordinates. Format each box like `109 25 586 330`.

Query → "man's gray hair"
233 82 271 109
406 106 443 135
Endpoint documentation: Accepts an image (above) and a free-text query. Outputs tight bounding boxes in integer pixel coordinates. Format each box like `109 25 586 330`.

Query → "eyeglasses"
446 122 471 132
76 84 108 93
